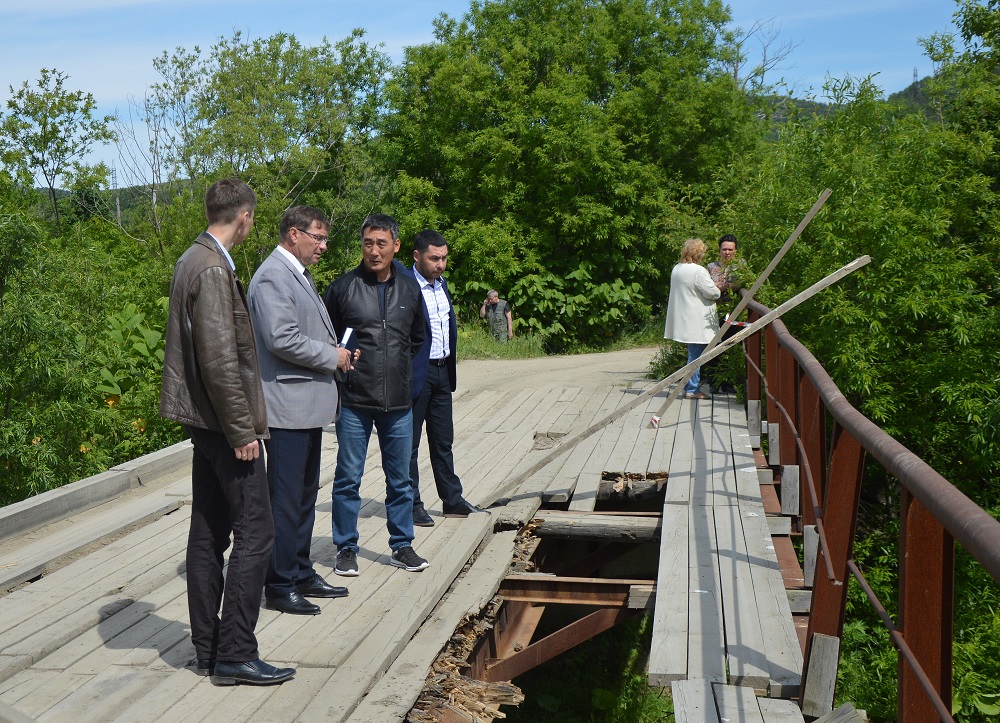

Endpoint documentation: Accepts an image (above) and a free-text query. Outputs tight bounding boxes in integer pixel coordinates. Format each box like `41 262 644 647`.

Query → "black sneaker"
334 549 359 577
390 546 429 572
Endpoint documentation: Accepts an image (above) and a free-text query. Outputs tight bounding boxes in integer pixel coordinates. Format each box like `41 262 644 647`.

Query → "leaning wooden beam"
654 188 832 422
484 255 871 507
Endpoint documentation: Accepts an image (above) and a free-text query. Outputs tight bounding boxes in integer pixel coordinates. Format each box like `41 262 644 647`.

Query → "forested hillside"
2 0 1000 718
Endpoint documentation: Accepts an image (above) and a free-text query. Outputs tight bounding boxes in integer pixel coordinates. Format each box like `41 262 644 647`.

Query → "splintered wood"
406 601 524 723
406 530 543 722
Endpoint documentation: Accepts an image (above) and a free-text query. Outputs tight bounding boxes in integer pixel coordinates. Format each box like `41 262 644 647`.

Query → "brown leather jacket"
160 234 268 447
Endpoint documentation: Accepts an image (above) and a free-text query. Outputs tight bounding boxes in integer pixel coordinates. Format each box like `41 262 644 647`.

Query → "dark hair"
360 213 399 241
413 229 446 252
205 178 256 225
280 206 330 240
719 234 738 248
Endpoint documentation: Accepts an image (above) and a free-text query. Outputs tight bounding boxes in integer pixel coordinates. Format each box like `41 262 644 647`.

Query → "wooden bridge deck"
0 349 808 722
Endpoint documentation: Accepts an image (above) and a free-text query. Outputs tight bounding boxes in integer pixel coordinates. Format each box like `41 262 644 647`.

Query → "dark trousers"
185 426 273 663
264 427 322 595
409 363 464 509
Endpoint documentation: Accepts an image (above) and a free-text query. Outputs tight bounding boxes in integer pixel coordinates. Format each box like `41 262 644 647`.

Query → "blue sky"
0 0 962 173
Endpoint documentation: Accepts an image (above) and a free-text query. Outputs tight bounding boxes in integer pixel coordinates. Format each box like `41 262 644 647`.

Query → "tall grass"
457 316 662 361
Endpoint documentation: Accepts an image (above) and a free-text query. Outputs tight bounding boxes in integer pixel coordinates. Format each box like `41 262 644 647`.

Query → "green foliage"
503 612 672 722
457 324 547 361
716 71 1000 497
0 68 115 231
0 200 180 505
383 0 761 347
145 30 393 276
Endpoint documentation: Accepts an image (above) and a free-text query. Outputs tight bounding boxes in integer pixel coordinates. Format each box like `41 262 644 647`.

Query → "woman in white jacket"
663 238 728 400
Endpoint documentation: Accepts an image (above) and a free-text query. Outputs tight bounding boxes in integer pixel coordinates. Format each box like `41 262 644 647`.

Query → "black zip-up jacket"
323 261 425 412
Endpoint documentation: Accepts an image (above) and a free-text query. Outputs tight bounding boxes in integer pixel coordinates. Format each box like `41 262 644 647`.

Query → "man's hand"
234 440 260 461
337 346 360 372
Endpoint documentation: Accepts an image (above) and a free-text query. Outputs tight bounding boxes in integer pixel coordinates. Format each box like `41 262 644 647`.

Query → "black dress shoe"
195 658 215 676
211 658 296 686
264 589 321 615
412 504 435 527
442 500 489 518
296 573 349 599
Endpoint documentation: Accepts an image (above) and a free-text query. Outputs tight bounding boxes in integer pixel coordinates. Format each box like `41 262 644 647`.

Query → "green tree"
0 68 116 232
383 0 761 347
140 31 391 275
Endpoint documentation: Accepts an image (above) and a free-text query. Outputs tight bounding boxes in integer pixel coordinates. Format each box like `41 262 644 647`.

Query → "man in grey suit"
248 206 358 616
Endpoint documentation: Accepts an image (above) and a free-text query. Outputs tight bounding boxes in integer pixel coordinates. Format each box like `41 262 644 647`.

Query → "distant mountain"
887 75 934 113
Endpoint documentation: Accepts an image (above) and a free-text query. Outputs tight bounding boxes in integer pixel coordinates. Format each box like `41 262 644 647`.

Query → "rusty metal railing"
743 298 1000 722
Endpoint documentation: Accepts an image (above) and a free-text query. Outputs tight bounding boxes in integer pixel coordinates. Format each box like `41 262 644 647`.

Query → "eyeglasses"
295 228 329 243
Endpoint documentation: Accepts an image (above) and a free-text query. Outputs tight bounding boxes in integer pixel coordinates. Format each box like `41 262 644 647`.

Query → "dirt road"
457 347 658 394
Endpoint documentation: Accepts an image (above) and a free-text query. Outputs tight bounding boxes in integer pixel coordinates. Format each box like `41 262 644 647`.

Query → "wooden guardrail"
743 298 1000 722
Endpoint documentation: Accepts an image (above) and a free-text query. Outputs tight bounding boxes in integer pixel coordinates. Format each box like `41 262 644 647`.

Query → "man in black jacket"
323 214 429 575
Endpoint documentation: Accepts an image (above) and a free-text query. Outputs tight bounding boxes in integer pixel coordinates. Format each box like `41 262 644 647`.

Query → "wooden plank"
542 389 626 504
758 696 806 722
787 589 812 614
601 396 656 476
689 401 713 508
264 510 459 664
536 386 582 437
0 699 35 723
41 666 167 722
747 399 762 441
297 516 492 722
664 409 694 505
548 386 599 437
347 530 518 723
671 679 721 723
728 398 762 506
714 505 770 689
709 397 737 507
781 466 800 516
0 542 186 660
0 480 187 591
714 683 767 723
0 512 189 661
768 423 780 466
32 575 187 672
768 516 792 536
1 671 90 718
567 403 631 511
740 509 803 697
686 505 726 682
648 503 689 685
801 633 840 718
0 468 132 545
624 395 661 474
647 392 683 476
803 525 818 588
0 668 57 707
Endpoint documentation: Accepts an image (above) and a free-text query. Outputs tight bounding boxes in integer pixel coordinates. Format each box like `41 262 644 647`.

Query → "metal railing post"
765 325 781 465
800 424 865 708
899 490 954 721
799 375 825 527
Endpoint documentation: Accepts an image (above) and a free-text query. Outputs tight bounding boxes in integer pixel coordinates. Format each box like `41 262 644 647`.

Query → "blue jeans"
333 406 415 552
685 343 707 394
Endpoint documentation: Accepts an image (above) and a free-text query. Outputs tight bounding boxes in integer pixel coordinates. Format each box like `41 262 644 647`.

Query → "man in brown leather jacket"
160 178 294 687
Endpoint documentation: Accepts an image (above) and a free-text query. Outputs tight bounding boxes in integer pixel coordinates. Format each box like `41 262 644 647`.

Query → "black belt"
429 357 448 366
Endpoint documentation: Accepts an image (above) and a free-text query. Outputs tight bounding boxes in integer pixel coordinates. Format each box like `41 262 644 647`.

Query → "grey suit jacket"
248 248 341 429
